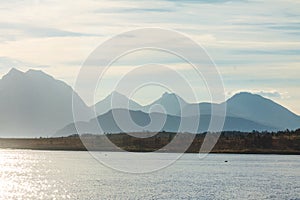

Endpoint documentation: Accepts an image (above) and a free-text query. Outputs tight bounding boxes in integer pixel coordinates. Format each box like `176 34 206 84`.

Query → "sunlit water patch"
0 149 299 199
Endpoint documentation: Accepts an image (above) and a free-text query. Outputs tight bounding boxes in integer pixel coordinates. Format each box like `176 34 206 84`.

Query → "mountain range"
0 68 299 137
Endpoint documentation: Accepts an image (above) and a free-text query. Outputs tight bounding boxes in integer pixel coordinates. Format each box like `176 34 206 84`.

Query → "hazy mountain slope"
142 92 188 116
0 68 91 137
181 102 230 117
93 91 143 115
225 92 300 130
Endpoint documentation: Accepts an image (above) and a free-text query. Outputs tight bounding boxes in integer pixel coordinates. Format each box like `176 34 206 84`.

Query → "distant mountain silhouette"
58 94 299 135
0 68 91 137
56 108 277 136
146 92 300 130
93 91 143 115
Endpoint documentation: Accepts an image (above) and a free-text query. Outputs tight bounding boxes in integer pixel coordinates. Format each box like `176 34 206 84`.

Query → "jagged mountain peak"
8 67 23 74
0 68 91 138
94 91 142 115
2 68 25 80
2 68 54 81
26 68 49 75
162 92 181 98
157 92 187 104
109 91 128 98
228 92 266 101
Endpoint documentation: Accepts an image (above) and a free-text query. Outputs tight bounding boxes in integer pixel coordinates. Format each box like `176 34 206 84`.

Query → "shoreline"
0 131 300 155
1 147 300 155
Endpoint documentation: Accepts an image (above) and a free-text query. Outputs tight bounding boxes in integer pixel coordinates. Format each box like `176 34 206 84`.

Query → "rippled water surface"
0 149 299 199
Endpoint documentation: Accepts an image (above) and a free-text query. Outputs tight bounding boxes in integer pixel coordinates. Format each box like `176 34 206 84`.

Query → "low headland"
0 129 299 154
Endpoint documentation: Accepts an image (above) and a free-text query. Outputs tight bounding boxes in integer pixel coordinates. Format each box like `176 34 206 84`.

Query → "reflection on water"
0 150 72 199
0 149 299 199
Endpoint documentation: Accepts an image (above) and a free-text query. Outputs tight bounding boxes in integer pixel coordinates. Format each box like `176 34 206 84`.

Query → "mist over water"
0 150 299 199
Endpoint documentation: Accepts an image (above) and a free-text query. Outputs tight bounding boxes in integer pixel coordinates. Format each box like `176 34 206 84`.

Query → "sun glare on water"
0 149 72 199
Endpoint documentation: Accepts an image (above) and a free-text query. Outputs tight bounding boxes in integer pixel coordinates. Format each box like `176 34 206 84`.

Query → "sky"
0 0 299 114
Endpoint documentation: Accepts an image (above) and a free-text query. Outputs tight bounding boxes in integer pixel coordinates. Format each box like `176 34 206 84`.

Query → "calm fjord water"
0 149 299 200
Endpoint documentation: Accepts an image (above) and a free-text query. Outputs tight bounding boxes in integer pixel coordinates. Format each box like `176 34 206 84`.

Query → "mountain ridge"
0 68 299 137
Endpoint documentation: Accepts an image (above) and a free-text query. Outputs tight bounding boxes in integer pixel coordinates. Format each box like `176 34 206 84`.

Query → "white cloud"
226 89 290 100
